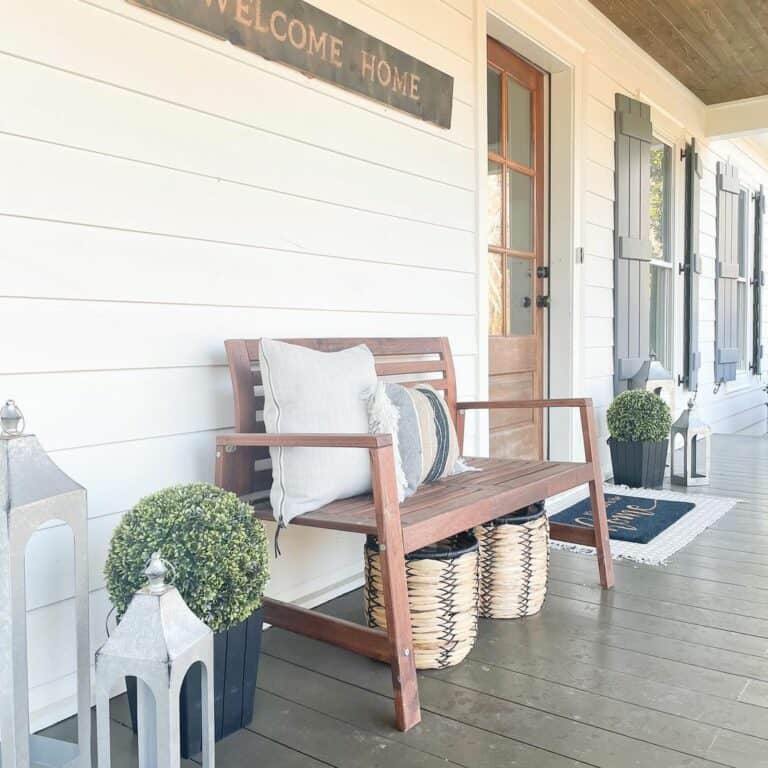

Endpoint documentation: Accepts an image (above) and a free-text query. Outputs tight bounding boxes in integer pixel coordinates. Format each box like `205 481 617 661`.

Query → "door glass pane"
507 170 533 252
507 256 533 335
488 161 503 246
488 252 504 335
506 77 532 167
487 68 502 156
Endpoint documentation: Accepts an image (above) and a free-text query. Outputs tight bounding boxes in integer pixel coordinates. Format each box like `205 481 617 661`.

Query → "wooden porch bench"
215 337 613 732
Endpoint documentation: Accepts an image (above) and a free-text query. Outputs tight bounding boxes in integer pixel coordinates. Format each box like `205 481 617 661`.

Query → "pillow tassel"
367 382 408 503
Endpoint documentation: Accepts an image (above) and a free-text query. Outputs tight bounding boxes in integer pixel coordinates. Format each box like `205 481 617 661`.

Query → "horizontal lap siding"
583 62 616 465
1 0 477 728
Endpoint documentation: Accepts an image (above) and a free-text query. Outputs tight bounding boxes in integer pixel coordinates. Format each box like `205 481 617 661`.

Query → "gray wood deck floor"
44 433 768 767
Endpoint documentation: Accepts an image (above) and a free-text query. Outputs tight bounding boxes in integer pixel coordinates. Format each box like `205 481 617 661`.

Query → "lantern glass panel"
692 434 708 479
671 431 684 480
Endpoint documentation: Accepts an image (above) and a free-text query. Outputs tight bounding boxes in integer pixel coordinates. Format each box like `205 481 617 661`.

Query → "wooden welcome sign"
129 0 454 128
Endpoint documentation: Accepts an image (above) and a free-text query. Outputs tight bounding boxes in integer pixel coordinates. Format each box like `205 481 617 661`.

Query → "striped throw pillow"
368 382 462 500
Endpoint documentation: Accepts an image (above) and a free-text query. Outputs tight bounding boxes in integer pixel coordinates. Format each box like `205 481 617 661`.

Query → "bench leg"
371 446 421 731
580 403 614 589
588 470 614 589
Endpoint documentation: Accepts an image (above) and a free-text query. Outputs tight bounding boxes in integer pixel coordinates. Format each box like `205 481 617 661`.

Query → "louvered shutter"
614 94 653 394
752 186 765 375
682 139 703 391
715 161 741 383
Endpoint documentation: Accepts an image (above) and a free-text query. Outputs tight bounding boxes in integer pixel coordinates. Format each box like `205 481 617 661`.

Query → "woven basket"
475 501 550 619
363 532 479 670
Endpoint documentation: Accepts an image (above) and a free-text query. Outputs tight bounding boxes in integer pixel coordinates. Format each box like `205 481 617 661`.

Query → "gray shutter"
715 161 741 383
752 185 765 375
614 94 653 394
682 139 702 391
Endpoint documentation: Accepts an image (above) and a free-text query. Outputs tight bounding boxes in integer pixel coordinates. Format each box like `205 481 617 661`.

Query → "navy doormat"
551 494 696 544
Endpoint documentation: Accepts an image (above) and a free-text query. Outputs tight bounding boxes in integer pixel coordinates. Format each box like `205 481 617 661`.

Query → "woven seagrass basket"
475 501 549 619
363 532 479 670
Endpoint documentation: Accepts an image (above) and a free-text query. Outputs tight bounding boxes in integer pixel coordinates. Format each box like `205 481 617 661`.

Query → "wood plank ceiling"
588 0 768 104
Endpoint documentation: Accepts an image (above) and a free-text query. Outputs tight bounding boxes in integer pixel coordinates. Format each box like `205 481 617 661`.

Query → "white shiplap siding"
2 0 477 728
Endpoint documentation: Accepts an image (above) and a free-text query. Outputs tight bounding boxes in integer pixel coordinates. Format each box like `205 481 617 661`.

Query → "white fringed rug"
547 485 741 566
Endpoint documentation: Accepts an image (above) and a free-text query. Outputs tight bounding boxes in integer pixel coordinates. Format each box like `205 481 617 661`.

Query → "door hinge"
536 265 549 279
536 295 550 308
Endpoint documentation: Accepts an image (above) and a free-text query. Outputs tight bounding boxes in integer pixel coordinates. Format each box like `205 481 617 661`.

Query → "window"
649 140 673 372
737 188 751 371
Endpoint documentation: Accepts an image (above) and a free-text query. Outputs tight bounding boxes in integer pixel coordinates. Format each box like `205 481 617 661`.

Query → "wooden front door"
487 38 546 460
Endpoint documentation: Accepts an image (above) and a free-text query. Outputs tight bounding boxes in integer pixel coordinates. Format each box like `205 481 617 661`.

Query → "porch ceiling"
588 0 768 104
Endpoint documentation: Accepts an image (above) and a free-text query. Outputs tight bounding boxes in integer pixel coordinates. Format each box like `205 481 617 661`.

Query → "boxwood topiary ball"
105 483 269 633
607 389 672 443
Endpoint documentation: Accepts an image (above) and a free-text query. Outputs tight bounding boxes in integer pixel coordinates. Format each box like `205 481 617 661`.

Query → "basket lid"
366 530 478 560
488 500 546 526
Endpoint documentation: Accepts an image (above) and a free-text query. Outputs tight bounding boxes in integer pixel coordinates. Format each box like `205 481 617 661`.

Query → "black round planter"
126 606 264 759
608 437 668 489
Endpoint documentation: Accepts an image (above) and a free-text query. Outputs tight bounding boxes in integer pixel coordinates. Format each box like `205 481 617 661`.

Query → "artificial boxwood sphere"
105 483 269 633
607 389 672 443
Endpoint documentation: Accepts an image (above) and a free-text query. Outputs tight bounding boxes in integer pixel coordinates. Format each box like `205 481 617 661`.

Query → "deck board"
40 434 768 767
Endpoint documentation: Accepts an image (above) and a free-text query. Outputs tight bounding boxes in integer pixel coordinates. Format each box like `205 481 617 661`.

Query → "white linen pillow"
260 338 378 525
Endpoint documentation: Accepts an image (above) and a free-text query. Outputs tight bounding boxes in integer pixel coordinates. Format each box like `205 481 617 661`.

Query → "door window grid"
487 60 537 337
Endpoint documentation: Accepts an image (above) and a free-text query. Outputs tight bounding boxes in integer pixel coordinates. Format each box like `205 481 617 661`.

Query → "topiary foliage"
607 390 672 443
105 483 269 633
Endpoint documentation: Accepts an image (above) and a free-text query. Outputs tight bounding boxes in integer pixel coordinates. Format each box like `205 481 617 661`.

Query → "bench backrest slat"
224 337 459 497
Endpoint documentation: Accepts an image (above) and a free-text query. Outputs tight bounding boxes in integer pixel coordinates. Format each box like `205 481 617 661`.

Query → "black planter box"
608 437 669 489
126 607 263 759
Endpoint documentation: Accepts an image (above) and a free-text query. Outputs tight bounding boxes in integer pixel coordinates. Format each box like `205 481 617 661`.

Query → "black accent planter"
608 437 668 489
126 606 263 759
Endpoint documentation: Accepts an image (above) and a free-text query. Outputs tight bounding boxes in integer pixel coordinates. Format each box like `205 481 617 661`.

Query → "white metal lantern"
670 399 711 486
0 401 91 768
627 358 676 414
95 553 214 768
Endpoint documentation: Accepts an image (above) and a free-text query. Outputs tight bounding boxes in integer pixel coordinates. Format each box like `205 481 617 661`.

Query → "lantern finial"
144 552 170 595
0 400 25 437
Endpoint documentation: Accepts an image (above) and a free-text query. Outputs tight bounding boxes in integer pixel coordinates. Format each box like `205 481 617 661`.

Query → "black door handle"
522 296 532 308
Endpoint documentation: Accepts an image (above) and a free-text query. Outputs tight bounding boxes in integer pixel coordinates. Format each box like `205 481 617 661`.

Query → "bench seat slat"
247 458 594 552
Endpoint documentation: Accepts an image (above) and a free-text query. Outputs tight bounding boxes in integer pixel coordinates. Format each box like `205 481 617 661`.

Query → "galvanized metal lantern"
670 398 711 487
627 358 676 412
95 553 214 768
646 359 676 416
0 400 91 768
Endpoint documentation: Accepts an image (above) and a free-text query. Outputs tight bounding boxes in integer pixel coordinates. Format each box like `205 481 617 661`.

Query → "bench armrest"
456 398 600 474
457 398 593 411
215 432 398 503
216 432 392 449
